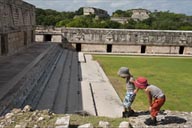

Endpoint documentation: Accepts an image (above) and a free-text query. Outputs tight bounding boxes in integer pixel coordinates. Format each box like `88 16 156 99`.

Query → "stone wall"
35 27 192 55
35 27 62 43
81 44 106 52
112 45 141 53
0 0 35 56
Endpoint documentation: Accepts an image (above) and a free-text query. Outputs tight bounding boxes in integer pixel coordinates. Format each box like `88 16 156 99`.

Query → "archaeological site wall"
0 0 35 56
35 27 192 55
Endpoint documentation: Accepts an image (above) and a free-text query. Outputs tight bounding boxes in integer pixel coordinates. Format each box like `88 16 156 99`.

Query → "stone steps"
35 50 68 110
0 43 62 115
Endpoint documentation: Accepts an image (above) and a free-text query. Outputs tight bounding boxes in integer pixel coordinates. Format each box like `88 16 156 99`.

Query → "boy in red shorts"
134 77 166 126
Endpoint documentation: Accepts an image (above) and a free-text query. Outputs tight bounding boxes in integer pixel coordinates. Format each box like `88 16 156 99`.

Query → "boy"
134 77 166 126
118 67 138 117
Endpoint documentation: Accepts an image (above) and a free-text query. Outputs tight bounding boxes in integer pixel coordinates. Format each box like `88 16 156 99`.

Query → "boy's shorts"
123 91 136 108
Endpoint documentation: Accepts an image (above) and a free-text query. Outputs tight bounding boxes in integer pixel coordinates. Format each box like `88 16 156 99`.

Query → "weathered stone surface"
119 121 130 128
78 123 93 128
0 0 35 56
36 27 192 55
23 105 32 112
55 116 70 127
98 121 110 128
128 110 192 128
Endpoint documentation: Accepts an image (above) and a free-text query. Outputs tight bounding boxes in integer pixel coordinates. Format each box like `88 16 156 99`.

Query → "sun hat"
117 67 130 77
134 77 148 89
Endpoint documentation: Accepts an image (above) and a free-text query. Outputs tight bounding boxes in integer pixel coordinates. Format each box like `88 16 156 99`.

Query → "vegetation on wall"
36 8 192 30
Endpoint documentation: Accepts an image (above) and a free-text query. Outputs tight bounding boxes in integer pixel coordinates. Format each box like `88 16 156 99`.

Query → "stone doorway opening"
76 43 81 52
44 34 52 42
24 32 27 46
107 44 112 53
179 46 184 54
141 45 146 53
1 34 8 55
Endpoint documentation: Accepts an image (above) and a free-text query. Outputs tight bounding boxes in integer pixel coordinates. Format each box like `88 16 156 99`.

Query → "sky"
23 0 192 16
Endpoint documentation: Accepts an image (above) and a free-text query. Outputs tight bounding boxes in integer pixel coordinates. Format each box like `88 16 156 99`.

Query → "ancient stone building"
131 9 151 21
83 7 109 18
110 17 129 24
0 0 35 56
35 27 192 55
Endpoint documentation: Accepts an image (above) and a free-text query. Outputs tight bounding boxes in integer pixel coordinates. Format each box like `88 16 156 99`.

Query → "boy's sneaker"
122 111 130 118
122 110 135 118
144 117 157 126
129 109 135 115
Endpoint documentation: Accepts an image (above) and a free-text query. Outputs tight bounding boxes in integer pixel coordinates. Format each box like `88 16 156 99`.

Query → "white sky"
23 0 192 16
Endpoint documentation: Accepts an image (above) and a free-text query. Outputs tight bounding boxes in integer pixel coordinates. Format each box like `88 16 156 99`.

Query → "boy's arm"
134 87 139 94
145 88 152 106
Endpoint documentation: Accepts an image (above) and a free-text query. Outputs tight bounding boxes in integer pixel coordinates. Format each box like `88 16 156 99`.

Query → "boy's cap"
117 67 130 77
134 77 148 89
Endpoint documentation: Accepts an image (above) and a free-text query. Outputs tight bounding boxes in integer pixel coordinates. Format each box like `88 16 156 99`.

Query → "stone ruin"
0 0 35 56
0 1 192 128
35 27 192 55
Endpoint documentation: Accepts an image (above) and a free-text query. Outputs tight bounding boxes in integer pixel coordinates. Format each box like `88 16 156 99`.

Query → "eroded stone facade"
35 27 192 55
0 0 35 56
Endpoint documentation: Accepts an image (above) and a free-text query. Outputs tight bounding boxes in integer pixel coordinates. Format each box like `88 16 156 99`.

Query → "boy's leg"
145 97 165 125
122 92 136 117
151 98 165 118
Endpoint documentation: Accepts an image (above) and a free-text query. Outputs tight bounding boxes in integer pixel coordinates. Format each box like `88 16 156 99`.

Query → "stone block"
119 121 130 128
112 45 141 53
35 35 44 42
82 44 106 52
55 116 70 127
78 52 85 63
184 47 192 55
78 123 93 128
52 35 62 42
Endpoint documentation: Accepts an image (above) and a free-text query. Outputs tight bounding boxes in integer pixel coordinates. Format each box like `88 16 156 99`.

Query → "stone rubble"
0 105 191 128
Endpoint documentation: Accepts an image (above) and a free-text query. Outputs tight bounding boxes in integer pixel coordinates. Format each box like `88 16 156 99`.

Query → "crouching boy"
134 77 166 126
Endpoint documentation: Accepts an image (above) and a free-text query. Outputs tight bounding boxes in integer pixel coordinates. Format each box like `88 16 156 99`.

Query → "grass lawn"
93 55 192 112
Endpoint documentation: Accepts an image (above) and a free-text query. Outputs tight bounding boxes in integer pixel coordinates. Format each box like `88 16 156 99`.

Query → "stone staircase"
0 43 62 115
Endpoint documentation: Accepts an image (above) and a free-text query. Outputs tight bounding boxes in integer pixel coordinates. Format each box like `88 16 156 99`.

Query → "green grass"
93 55 192 112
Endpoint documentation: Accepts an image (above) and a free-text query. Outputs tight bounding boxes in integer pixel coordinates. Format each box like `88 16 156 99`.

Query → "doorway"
107 44 112 53
179 46 184 54
76 43 81 52
44 34 52 42
141 45 146 53
1 34 8 55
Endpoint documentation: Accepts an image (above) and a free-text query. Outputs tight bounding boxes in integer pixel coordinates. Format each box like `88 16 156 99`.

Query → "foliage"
93 55 192 112
36 8 192 30
36 8 75 26
112 9 132 17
